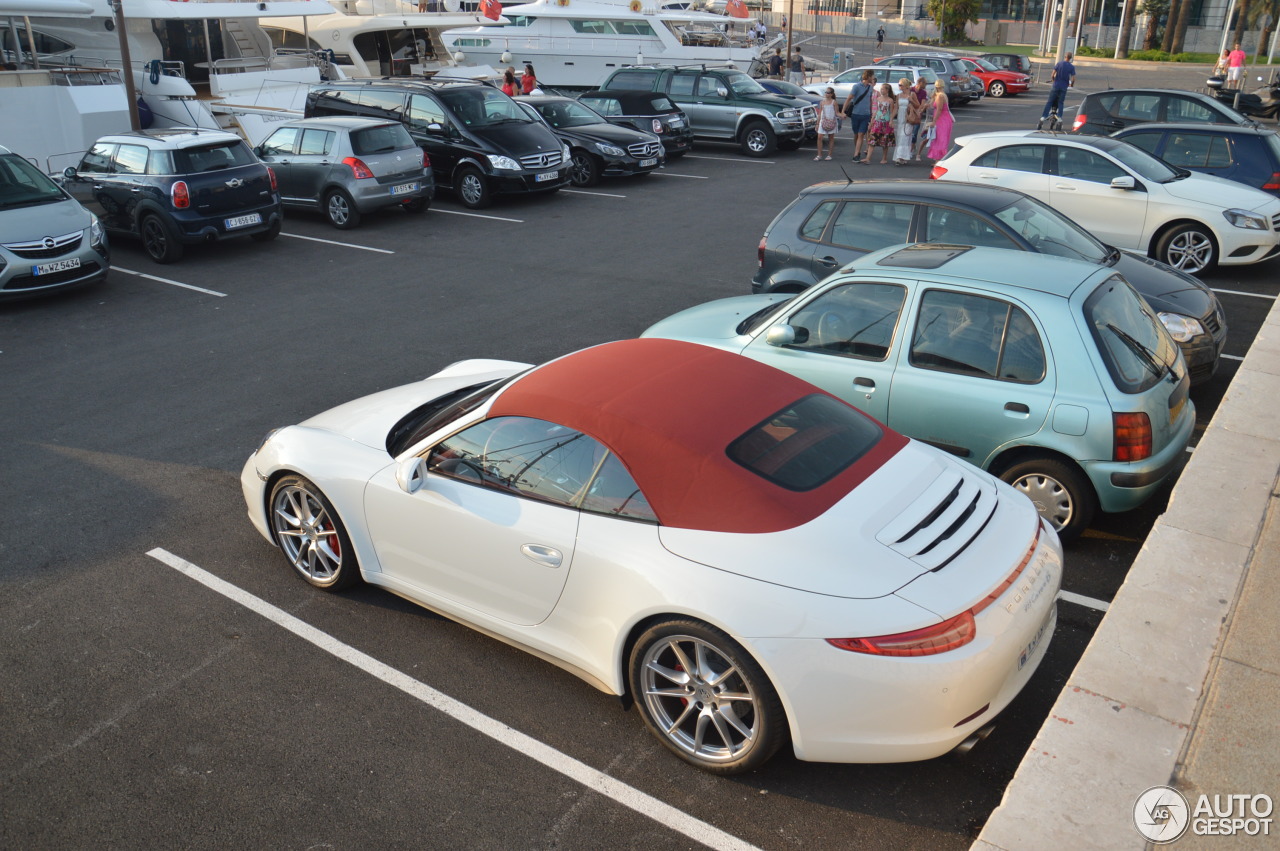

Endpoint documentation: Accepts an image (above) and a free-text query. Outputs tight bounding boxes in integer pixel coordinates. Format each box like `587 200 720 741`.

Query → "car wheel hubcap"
992 83 1004 96
571 153 592 186
460 174 483 205
1011 473 1072 530
328 195 349 225
640 635 758 764
747 130 766 152
271 485 342 581
1166 232 1213 273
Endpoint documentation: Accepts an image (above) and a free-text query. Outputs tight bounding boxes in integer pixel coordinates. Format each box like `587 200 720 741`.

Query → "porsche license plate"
389 182 419 196
34 257 80 275
535 171 557 183
1018 611 1053 671
639 158 657 168
225 213 262 230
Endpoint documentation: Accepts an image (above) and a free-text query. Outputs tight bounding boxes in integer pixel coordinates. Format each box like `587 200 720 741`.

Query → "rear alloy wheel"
454 165 491 209
629 619 786 774
999 458 1096 542
989 81 1007 98
269 475 360 590
325 189 361 229
1155 223 1217 275
740 120 777 157
140 213 183 264
569 149 601 187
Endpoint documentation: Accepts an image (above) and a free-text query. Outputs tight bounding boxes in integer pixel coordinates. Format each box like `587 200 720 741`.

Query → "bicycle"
1037 111 1062 132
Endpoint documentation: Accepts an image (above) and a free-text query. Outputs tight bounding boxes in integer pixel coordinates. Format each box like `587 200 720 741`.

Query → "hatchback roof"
95 128 242 148
848 242 1102 299
275 116 405 130
956 129 1132 153
1114 121 1277 138
798 178 1031 210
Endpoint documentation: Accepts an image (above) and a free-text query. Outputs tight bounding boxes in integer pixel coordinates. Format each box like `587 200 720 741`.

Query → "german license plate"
34 257 80 275
225 213 262 230
639 158 657 168
389 182 418 196
535 171 557 183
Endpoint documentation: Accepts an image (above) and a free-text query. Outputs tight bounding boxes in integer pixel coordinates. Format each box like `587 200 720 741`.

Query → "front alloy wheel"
1155 224 1216 275
269 475 359 590
569 150 600 187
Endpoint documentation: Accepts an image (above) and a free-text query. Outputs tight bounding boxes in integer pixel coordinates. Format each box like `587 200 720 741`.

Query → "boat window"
613 20 656 36
504 15 536 27
452 38 492 47
570 20 614 34
0 23 73 55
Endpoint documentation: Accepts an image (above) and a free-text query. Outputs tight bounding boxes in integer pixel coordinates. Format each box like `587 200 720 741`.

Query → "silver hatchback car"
254 117 434 229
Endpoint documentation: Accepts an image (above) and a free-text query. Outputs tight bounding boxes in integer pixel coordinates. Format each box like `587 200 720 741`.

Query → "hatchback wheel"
454 165 491 209
1155 223 1217 275
989 81 1007 98
140 213 183 264
1000 458 1096 542
269 475 360 590
325 189 361 229
629 619 786 774
569 149 600 187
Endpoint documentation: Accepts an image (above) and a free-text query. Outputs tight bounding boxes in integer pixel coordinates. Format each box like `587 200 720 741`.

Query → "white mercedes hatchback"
932 130 1280 275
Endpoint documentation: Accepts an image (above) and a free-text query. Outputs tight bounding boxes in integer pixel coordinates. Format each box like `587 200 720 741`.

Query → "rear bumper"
1085 398 1196 513
352 169 435 212
173 201 283 244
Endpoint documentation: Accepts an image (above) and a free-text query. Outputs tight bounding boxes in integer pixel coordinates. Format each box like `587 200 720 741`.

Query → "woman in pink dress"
927 80 954 161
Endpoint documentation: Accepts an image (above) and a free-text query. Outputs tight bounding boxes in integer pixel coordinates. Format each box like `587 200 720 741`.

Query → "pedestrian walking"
1038 51 1074 129
875 26 885 55
815 87 839 160
909 76 929 160
927 80 954 161
521 63 539 95
893 77 914 164
788 47 805 85
1227 42 1247 90
1213 49 1229 78
841 69 875 162
767 47 784 79
861 83 897 164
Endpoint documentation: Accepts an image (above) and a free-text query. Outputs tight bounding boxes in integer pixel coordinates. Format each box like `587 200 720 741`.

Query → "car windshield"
727 394 883 491
535 100 605 127
1083 276 1177 394
171 141 257 174
726 72 766 95
1094 139 1181 182
970 57 999 71
993 196 1108 263
0 154 65 209
385 374 522 456
438 87 533 127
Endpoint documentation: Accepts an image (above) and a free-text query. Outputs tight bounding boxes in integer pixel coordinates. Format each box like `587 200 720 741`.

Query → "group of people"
1214 42 1248 89
500 63 541 96
812 70 953 164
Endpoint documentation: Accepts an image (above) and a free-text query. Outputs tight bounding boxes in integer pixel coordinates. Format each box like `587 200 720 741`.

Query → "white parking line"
562 189 627 198
1058 590 1110 613
281 233 395 254
1222 353 1244 362
430 209 525 223
1211 288 1277 300
685 155 776 164
650 172 710 179
145 548 760 851
111 266 227 297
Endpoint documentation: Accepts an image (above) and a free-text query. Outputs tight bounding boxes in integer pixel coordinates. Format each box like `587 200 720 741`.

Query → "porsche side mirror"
1110 176 1136 190
396 456 428 494
765 324 796 346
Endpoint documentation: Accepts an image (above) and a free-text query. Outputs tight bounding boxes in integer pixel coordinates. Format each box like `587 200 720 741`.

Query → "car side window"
1165 133 1233 168
427 416 603 508
1114 94 1160 122
1056 147 1125 184
586 97 620 116
696 75 724 97
357 90 407 119
924 207 1018 249
786 282 907 361
800 200 838 241
972 144 1046 173
298 128 334 156
606 70 657 90
1119 131 1164 156
579 453 657 522
910 289 1045 382
670 72 697 96
113 144 149 175
80 143 116 174
1166 96 1217 123
261 127 300 156
827 201 913 252
408 94 447 130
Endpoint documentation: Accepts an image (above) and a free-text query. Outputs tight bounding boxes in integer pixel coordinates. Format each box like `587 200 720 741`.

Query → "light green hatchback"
643 244 1195 540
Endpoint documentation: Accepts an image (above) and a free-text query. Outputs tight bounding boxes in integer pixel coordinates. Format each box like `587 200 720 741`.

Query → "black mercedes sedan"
575 90 694 160
515 96 665 187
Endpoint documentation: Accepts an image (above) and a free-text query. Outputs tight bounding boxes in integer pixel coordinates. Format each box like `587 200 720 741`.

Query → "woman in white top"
815 88 840 160
893 77 915 165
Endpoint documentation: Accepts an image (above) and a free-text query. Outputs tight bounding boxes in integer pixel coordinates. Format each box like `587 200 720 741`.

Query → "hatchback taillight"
930 165 948 180
266 165 277 191
1263 172 1280 191
1072 113 1087 132
652 118 663 134
343 156 374 179
757 236 766 267
1113 412 1153 462
171 180 189 209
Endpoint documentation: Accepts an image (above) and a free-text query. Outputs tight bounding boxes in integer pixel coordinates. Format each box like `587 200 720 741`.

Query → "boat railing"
0 66 124 87
329 0 481 15
63 55 189 80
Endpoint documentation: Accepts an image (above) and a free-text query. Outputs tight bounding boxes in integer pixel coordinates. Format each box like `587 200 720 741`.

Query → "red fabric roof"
488 339 907 533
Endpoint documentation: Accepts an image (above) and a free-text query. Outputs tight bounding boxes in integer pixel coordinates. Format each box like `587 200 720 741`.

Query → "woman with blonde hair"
927 80 954 161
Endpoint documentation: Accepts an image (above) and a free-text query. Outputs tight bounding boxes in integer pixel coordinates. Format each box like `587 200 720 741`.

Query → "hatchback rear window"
727 394 882 491
351 123 416 155
1083 275 1177 394
172 141 256 174
650 96 676 111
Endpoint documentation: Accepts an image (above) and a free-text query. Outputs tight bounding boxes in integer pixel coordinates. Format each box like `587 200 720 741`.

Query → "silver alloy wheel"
1162 228 1215 273
1010 472 1073 531
271 483 343 583
989 81 1006 98
638 633 760 765
744 126 771 154
458 171 485 207
326 192 351 226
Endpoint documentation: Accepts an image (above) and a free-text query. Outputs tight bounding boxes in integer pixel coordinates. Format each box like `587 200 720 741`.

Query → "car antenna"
839 165 853 184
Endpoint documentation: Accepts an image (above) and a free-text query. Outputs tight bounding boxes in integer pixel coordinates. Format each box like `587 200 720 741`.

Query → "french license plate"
1018 611 1053 671
669 118 684 128
389 182 418 196
33 257 80 275
535 171 557 183
639 158 657 168
225 213 262 230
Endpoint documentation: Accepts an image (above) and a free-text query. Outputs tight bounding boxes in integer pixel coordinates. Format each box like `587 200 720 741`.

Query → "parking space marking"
281 233 395 254
685 155 776 164
430 209 525 223
650 172 710 179
1222 353 1244 361
1057 590 1110 613
146 548 761 851
562 189 626 198
111 266 227 297
1211 288 1276 300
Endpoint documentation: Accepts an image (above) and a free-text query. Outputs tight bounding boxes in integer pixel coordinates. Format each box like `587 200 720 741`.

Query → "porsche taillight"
827 612 977 657
171 180 190 209
1113 412 1153 462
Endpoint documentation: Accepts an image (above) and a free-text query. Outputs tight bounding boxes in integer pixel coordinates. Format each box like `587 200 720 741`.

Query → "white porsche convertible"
242 338 1062 773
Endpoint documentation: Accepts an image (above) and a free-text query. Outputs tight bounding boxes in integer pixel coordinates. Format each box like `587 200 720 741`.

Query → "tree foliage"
925 0 982 43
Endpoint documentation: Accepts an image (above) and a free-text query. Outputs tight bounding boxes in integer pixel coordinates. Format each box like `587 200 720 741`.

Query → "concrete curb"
973 296 1280 849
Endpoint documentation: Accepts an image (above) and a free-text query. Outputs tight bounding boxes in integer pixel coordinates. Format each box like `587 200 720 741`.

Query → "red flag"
726 0 749 19
480 0 501 20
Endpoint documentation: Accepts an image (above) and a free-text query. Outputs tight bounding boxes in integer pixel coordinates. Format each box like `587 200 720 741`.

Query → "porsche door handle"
1054 184 1077 190
520 544 563 568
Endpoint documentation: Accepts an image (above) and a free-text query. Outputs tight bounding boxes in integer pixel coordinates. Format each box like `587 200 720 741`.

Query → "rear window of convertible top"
727 394 883 491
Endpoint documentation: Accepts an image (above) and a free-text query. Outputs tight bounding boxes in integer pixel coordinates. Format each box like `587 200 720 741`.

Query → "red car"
957 57 1031 98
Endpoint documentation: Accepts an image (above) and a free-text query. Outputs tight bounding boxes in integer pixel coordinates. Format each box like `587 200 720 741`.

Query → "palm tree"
1116 0 1136 58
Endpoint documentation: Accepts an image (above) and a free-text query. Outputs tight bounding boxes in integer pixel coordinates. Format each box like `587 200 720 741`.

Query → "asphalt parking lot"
2 76 1277 849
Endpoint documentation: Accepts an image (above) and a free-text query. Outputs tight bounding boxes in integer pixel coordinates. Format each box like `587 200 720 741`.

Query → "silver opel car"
0 145 108 300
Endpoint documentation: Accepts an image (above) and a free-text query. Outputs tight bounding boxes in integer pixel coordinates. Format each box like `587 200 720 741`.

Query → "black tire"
568 149 601 187
989 81 1007 98
998 458 1096 542
324 189 361 229
140 213 183 264
268 475 361 590
776 137 803 151
1154 223 1217 275
739 120 777 157
629 619 786 774
403 195 430 214
250 217 281 242
454 165 492 209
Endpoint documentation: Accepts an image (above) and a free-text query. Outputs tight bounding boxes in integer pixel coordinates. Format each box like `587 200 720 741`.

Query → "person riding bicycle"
1038 51 1075 130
